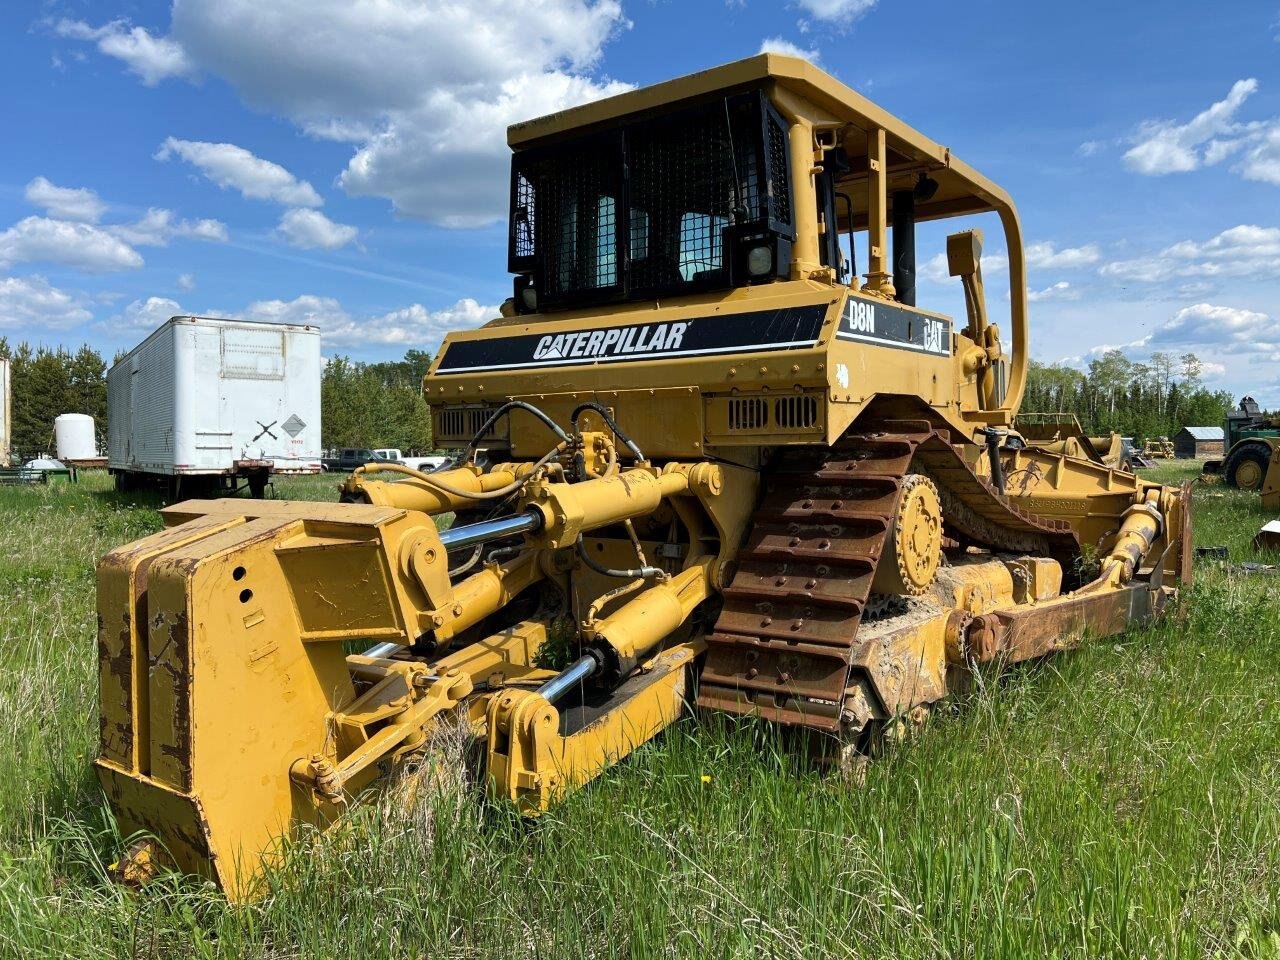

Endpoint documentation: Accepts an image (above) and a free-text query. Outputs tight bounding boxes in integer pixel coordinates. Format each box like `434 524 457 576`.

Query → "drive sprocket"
872 473 942 596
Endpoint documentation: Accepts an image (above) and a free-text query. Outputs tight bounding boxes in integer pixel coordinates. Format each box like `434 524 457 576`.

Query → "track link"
697 419 1078 732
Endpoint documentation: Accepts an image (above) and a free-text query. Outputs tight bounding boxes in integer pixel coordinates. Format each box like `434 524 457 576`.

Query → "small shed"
1174 426 1224 459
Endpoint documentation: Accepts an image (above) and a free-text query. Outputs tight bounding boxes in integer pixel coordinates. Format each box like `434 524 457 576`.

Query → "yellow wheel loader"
94 55 1193 900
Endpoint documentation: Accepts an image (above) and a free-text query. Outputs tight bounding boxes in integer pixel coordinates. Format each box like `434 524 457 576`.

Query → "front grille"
438 408 466 439
727 397 769 431
436 407 497 442
774 395 818 429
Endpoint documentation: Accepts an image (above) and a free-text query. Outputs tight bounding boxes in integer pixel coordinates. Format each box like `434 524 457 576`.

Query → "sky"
2 0 1278 399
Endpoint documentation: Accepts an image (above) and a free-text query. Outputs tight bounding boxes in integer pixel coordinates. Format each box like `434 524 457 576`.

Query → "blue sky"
2 1 1279 398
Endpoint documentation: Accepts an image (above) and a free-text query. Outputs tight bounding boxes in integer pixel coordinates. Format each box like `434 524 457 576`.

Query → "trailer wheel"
1224 442 1272 490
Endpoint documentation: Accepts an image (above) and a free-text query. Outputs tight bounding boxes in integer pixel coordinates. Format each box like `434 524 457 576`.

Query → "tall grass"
1 467 1279 958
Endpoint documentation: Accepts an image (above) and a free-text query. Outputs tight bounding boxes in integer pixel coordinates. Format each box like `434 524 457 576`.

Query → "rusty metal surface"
1179 480 1195 585
994 582 1155 663
699 424 928 730
698 419 1081 732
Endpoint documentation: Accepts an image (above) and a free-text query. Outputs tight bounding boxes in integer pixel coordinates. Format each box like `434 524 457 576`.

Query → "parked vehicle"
107 315 322 498
322 448 378 473
1203 396 1280 489
372 448 450 471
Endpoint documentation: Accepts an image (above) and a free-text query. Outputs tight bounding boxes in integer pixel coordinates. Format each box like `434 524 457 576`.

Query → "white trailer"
107 316 321 496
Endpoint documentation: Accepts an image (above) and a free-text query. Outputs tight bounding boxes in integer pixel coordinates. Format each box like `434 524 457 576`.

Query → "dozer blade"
95 499 459 899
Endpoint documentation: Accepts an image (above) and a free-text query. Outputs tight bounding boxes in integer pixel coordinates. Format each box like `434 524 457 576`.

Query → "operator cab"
503 55 1030 428
509 90 795 312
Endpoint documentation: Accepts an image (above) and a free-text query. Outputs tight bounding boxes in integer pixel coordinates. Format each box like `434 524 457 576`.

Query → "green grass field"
2 464 1279 959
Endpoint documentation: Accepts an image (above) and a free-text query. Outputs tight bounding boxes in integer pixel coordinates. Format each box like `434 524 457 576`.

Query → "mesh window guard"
509 90 793 308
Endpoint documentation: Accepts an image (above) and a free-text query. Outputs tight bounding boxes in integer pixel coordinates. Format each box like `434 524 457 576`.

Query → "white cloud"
919 253 951 284
1124 79 1256 174
1123 78 1280 186
337 70 632 226
155 138 322 207
1101 224 1280 283
1076 140 1104 158
52 18 195 86
795 0 878 21
350 299 496 346
177 273 196 292
1063 303 1280 368
24 177 106 222
233 294 346 329
275 209 359 250
75 0 634 227
108 208 228 246
1147 302 1280 355
1237 125 1280 185
920 250 1008 284
759 38 821 62
0 217 143 272
1025 242 1100 270
107 296 185 333
0 275 94 329
1027 281 1079 302
235 294 496 347
169 0 627 118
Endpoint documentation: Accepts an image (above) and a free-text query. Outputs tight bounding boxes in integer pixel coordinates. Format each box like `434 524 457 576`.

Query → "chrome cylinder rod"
536 654 599 705
438 509 542 552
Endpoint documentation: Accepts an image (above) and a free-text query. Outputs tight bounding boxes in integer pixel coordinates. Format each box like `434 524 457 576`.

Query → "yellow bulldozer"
94 55 1193 900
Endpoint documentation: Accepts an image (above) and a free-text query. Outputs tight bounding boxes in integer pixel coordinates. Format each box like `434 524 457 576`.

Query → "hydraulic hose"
467 401 571 461
350 441 568 502
570 401 645 463
575 534 663 580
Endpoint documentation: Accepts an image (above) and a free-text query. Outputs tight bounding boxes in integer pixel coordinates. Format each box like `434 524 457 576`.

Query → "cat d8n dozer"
95 54 1192 900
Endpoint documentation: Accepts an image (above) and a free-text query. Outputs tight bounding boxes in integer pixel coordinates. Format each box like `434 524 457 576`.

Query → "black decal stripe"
434 304 828 375
441 339 818 374
839 296 951 357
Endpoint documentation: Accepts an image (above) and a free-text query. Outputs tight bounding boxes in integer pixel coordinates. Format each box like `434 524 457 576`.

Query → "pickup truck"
321 448 381 473
372 448 451 472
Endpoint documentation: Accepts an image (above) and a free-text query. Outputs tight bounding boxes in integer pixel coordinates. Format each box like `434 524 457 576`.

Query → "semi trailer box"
107 316 321 496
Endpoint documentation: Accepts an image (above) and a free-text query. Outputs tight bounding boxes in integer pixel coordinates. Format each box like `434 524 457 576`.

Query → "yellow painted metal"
346 464 519 512
872 474 942 596
93 53 1194 904
589 559 714 673
487 642 701 816
1260 439 1280 510
431 54 1036 437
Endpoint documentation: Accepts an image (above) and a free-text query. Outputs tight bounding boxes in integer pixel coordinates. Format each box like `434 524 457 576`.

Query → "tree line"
0 338 435 459
0 336 1236 462
1023 350 1234 439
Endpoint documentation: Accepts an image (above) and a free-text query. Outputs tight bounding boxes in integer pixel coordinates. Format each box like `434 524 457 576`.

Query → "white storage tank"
55 413 97 461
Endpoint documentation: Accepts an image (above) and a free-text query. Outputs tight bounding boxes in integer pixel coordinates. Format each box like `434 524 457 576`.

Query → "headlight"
520 286 538 310
747 244 773 277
